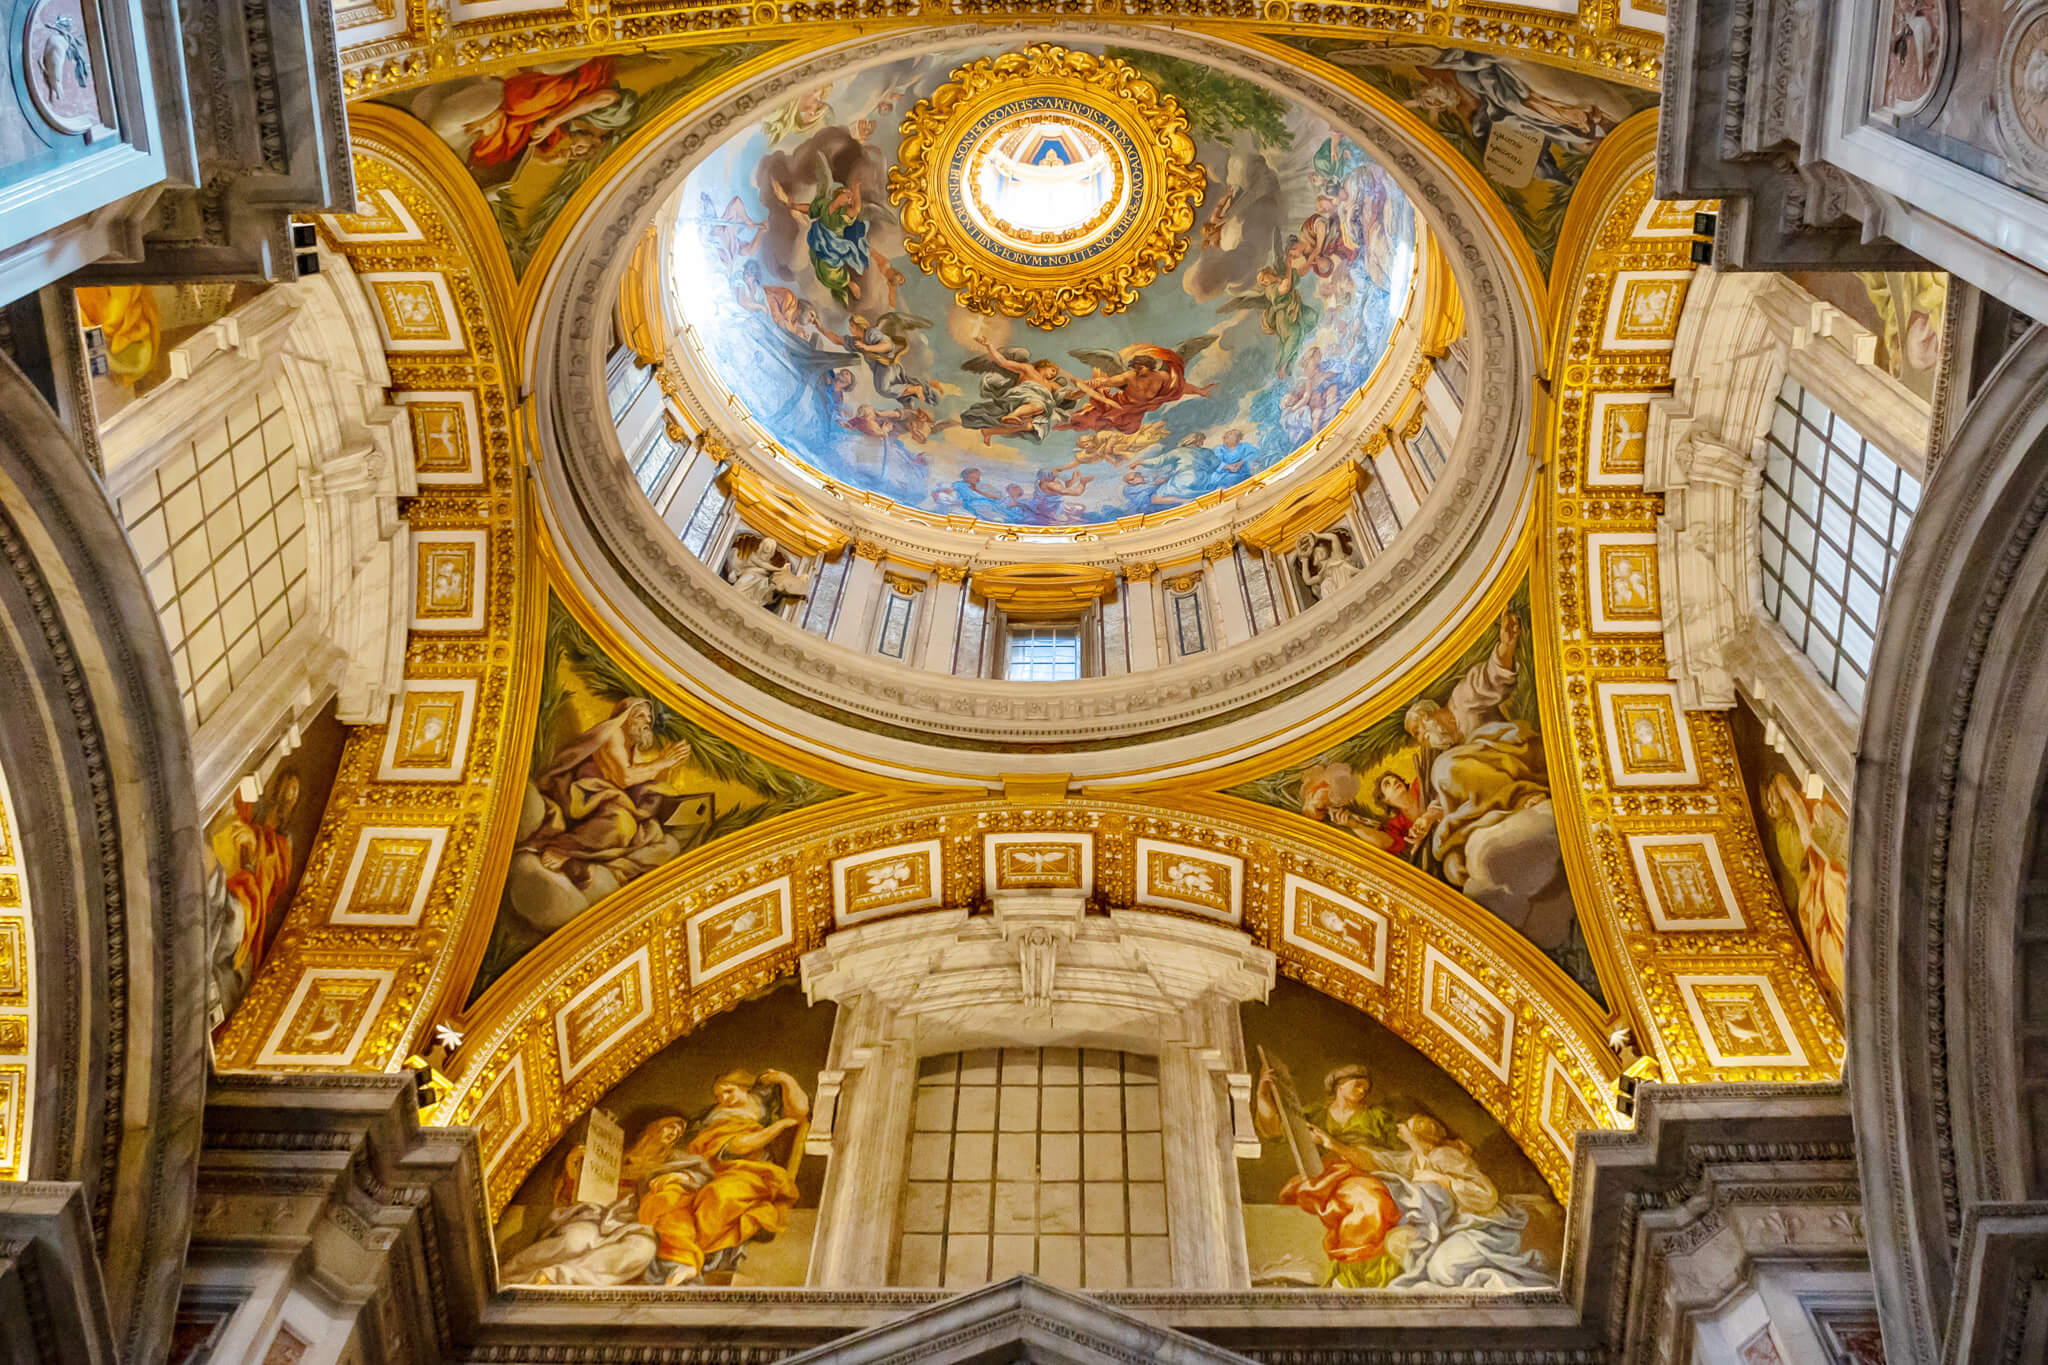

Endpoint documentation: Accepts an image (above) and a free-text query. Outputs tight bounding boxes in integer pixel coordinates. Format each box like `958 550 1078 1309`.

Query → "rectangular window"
117 384 308 731
679 482 726 558
798 550 848 638
1408 424 1448 485
630 430 681 498
1757 377 1920 712
1005 623 1082 681
1237 545 1280 632
955 595 988 677
1360 474 1402 551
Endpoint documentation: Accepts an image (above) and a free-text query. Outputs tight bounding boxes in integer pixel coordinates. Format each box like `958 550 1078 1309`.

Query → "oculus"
890 45 1206 329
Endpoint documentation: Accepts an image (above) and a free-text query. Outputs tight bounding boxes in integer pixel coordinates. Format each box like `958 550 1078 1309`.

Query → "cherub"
957 334 1081 445
696 192 765 263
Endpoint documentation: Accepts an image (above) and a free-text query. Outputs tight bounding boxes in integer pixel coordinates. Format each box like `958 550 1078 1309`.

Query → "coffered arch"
439 789 1621 1216
1535 117 1845 1083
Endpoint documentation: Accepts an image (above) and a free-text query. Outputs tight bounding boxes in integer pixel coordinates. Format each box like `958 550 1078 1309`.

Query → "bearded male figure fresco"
1229 586 1604 1005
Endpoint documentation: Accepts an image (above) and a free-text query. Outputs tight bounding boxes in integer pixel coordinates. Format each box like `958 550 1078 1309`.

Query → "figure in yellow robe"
636 1069 809 1284
1402 609 1575 958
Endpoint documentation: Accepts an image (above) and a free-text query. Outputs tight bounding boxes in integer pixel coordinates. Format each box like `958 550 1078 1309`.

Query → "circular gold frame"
888 44 1206 330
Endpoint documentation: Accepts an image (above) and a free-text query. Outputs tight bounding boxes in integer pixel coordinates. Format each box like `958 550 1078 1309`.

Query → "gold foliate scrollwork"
888 44 1206 330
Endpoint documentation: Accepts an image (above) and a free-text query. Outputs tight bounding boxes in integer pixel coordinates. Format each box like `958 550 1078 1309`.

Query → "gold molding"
438 793 1623 1214
0 758 35 1180
969 562 1118 616
216 123 536 1075
1237 461 1364 553
1531 139 1844 1084
617 223 664 368
889 44 1206 329
718 463 850 560
340 15 1662 103
1419 230 1465 359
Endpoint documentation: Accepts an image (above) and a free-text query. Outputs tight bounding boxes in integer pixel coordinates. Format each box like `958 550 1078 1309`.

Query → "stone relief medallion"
21 0 105 136
888 43 1206 329
1877 0 1953 120
1997 3 2048 190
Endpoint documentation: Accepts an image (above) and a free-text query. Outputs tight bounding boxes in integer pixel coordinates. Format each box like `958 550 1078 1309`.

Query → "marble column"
1204 542 1254 648
916 568 968 672
657 433 718 528
1122 567 1161 670
805 994 918 1287
1373 444 1423 521
1158 1003 1250 1289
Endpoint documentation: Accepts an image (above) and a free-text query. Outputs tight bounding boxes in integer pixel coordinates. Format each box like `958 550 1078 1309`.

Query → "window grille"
896 1049 1170 1290
1756 377 1920 711
1005 623 1082 681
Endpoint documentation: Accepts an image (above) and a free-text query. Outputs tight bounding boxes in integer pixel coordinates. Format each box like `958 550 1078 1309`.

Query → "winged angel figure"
770 150 902 310
1063 336 1221 434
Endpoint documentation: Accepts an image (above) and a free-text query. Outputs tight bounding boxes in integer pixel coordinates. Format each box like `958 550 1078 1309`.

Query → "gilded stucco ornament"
888 44 1206 329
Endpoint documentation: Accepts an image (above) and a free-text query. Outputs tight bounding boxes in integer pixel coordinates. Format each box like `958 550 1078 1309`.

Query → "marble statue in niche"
724 534 810 610
1291 526 1363 604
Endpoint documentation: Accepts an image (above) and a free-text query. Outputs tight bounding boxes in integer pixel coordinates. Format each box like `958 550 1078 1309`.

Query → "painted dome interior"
668 41 1421 531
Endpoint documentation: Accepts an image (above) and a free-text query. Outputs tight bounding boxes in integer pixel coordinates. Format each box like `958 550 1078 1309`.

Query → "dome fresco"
670 43 1418 529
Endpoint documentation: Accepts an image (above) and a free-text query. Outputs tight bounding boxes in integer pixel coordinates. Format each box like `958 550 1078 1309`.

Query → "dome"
667 41 1419 531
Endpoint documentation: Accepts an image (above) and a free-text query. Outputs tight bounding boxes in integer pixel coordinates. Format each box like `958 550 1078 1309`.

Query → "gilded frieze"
0 760 33 1180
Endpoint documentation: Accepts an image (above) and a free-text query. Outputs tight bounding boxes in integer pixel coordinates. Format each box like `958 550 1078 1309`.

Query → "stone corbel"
992 890 1086 1013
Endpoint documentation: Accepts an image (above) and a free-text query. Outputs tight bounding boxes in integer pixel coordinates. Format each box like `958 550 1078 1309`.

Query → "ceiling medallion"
889 44 1206 330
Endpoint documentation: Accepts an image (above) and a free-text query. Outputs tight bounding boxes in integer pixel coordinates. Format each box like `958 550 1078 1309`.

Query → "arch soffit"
0 345 207 1360
440 789 1623 1215
1847 324 2048 1365
1534 122 1845 1086
213 123 541 1076
523 24 1543 773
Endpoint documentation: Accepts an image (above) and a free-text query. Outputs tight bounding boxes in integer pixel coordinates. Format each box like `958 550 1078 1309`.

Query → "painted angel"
956 335 1083 445
844 310 939 404
770 152 900 310
1219 244 1319 376
1060 336 1220 435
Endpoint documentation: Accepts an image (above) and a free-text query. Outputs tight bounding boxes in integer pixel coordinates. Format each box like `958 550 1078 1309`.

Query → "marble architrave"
1662 0 2048 322
1851 326 2048 1365
0 344 206 1363
799 899 1272 1290
1645 267 1924 797
95 251 414 812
